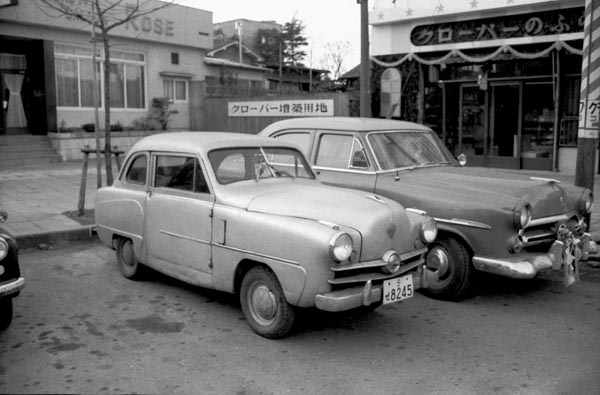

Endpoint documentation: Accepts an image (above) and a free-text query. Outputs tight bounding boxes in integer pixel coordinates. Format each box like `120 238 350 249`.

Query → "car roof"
259 116 432 135
130 131 289 154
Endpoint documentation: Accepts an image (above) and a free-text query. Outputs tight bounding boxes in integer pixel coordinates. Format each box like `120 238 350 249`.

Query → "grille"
328 247 426 291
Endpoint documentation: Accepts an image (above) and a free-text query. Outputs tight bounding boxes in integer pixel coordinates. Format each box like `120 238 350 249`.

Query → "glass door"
486 83 520 169
521 82 554 170
458 84 487 166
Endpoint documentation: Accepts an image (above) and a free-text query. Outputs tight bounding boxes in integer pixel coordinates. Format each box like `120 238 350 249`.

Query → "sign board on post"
579 99 600 137
228 99 334 117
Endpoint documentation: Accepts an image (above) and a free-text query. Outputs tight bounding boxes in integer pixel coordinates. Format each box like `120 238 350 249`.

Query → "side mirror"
457 153 467 166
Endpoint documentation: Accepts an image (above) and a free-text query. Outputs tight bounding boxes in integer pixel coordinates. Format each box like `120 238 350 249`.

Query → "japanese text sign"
228 99 334 117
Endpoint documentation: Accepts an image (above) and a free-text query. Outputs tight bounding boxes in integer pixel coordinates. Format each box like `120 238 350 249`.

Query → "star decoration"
378 11 384 21
435 4 444 14
406 8 413 17
507 0 515 3
471 0 478 9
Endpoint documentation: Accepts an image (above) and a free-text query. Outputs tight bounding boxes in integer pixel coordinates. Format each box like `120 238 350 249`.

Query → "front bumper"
0 277 25 298
315 265 433 312
472 233 599 280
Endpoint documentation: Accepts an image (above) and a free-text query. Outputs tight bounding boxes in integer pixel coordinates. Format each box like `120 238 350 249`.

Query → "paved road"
1 241 600 394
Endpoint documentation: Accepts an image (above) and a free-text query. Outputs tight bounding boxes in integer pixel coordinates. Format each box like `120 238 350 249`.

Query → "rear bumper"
315 265 432 312
0 277 25 298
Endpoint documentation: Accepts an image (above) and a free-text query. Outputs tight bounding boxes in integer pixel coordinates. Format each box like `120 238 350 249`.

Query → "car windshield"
208 147 315 185
367 131 455 171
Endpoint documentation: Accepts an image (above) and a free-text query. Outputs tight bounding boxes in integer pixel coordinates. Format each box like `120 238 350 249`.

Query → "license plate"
383 274 414 304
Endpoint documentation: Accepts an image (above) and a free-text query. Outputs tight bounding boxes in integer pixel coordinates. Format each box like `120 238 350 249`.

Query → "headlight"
381 250 401 274
581 190 593 214
420 217 438 244
329 232 353 262
513 202 532 229
0 237 8 261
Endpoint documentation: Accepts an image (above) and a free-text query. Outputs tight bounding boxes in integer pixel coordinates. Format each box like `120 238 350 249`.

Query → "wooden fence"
201 91 354 135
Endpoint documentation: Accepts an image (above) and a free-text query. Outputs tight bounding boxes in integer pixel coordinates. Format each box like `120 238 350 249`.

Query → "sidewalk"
0 159 111 248
0 159 600 248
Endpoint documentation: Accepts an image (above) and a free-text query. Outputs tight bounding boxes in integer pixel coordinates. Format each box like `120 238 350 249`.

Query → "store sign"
411 7 583 46
228 99 334 117
579 99 600 129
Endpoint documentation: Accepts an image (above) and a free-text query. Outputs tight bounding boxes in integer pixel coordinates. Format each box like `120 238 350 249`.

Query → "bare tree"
320 41 352 81
35 0 174 185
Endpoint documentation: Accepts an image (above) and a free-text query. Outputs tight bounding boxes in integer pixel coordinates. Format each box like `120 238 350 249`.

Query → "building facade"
0 0 212 136
370 0 588 173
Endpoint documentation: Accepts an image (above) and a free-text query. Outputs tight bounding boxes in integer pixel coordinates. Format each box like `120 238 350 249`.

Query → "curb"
16 226 97 250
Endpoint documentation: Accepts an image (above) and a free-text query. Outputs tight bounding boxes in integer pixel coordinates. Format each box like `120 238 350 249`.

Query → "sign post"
576 0 600 192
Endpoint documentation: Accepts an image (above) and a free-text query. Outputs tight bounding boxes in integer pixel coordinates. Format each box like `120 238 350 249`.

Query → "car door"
145 153 214 288
311 131 377 193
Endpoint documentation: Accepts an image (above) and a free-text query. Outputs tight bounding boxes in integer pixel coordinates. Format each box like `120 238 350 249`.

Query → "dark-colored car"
260 117 597 300
0 208 25 329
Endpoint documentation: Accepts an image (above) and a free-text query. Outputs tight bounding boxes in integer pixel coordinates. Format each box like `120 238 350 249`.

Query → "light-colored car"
95 132 438 338
259 117 597 300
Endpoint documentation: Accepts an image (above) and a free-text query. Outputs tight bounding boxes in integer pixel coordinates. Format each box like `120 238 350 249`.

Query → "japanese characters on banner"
411 7 583 47
228 99 334 117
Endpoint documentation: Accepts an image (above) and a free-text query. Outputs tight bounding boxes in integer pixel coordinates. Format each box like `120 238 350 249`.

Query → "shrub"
82 123 95 132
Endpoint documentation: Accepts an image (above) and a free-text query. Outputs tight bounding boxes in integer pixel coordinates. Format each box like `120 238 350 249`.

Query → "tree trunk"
102 35 113 185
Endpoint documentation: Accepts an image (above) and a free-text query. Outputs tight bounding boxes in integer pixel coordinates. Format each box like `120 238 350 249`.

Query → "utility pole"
359 0 371 117
576 0 599 192
236 20 243 64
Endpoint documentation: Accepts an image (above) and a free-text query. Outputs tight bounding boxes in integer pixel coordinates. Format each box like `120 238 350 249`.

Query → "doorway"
487 83 520 168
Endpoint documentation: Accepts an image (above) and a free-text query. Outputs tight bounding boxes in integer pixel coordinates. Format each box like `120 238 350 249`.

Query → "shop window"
54 43 146 109
163 79 187 102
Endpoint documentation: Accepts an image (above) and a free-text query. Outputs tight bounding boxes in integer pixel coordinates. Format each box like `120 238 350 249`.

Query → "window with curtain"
126 64 144 109
55 58 79 107
54 43 146 109
163 78 188 102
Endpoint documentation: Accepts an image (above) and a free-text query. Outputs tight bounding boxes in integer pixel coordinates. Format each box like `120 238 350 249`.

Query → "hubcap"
427 247 449 276
122 240 135 268
250 283 277 325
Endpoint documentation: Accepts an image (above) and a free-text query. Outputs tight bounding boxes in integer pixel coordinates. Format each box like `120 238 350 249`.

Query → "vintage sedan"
95 132 438 338
0 207 25 330
259 117 596 300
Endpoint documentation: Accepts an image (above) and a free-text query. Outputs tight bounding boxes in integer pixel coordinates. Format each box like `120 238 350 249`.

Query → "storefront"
370 0 586 172
0 0 212 136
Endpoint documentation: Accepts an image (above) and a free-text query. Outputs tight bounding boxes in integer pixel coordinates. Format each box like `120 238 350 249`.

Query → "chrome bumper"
0 277 25 298
472 255 552 279
315 266 432 312
473 235 599 280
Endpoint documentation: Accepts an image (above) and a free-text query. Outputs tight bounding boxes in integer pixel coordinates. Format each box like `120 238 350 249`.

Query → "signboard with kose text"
228 99 334 117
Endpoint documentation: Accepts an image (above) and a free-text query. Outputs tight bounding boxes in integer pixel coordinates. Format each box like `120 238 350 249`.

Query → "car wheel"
422 236 472 301
116 237 143 280
0 298 13 330
240 266 296 339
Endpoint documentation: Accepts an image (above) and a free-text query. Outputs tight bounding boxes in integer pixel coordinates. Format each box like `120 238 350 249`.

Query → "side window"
350 139 369 169
125 154 147 185
315 134 354 168
274 132 312 157
154 156 209 193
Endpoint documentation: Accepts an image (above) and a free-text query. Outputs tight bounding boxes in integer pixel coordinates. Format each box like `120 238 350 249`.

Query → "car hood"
218 180 418 259
375 166 583 220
